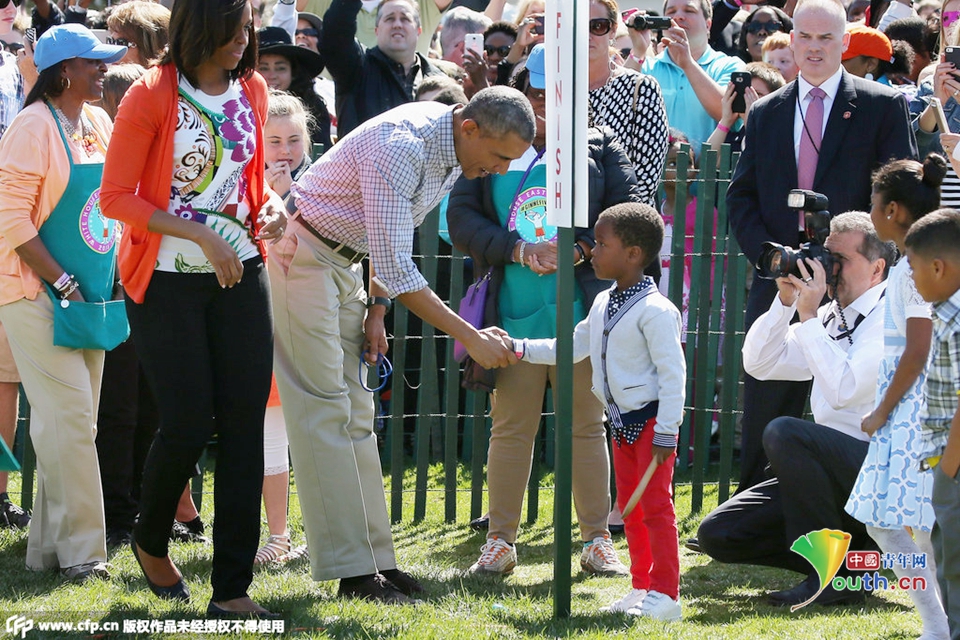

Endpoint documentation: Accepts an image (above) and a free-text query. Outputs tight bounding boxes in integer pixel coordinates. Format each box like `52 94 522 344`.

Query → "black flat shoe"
130 539 190 601
469 515 489 532
170 519 210 544
206 601 280 619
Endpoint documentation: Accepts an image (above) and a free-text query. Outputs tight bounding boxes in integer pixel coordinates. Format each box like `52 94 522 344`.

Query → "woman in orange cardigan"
101 0 285 618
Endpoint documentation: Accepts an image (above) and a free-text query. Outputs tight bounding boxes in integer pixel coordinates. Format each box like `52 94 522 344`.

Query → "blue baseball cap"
34 24 127 73
526 44 546 90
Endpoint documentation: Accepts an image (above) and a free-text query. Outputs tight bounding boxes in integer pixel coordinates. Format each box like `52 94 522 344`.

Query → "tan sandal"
254 534 291 565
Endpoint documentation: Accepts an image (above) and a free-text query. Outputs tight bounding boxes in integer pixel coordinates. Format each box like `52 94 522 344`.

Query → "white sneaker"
467 536 517 576
600 588 647 613
581 535 630 576
627 590 682 621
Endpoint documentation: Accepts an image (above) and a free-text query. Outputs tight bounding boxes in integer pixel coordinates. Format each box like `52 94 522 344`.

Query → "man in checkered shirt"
268 86 535 603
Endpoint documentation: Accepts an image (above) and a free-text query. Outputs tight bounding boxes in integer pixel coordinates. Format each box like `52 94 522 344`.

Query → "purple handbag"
453 267 493 362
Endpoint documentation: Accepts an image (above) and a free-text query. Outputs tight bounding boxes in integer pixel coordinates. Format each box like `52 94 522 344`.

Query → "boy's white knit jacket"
520 286 686 447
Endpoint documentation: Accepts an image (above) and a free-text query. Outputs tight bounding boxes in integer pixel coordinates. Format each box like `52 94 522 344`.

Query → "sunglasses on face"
0 0 21 8
589 18 614 37
106 37 136 48
745 19 782 34
944 10 960 28
295 28 319 38
484 44 511 57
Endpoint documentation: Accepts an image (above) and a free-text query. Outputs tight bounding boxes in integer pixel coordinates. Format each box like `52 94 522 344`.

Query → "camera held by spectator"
626 13 671 31
757 189 836 282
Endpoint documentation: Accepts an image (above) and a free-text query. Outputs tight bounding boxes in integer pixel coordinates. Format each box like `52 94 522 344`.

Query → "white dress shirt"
741 281 886 442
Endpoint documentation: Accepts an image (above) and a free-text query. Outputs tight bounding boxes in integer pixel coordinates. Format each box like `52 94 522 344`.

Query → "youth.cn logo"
4 614 34 639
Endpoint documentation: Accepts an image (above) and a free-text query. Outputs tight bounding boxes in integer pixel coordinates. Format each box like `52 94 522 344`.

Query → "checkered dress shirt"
291 102 461 297
920 288 960 459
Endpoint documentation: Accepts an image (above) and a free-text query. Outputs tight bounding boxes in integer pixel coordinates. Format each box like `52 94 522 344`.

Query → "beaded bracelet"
59 278 80 300
518 242 527 267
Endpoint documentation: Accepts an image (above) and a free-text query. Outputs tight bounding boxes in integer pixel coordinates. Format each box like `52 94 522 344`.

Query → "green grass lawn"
0 466 928 639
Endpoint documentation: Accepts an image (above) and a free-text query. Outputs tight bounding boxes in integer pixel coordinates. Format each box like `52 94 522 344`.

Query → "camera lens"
758 242 794 279
768 252 783 273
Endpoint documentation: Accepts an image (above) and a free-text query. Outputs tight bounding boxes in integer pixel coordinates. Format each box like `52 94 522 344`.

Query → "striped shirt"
940 165 960 209
920 288 960 459
291 102 461 297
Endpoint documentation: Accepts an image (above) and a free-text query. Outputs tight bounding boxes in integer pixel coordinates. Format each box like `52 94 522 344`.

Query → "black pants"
127 259 272 601
95 337 159 532
699 417 873 576
738 276 812 490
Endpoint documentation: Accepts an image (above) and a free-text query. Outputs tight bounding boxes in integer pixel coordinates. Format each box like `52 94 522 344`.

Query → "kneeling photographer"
697 210 894 607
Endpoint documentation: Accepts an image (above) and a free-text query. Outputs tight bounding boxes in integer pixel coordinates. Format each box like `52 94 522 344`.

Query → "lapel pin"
843 111 851 119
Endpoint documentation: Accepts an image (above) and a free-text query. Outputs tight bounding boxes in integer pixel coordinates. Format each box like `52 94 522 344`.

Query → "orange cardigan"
100 64 270 303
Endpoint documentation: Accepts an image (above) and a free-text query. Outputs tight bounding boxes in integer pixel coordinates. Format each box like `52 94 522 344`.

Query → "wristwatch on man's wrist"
367 296 393 311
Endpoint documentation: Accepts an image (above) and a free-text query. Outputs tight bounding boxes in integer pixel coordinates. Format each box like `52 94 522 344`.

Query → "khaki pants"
488 358 610 543
269 228 395 581
0 292 106 570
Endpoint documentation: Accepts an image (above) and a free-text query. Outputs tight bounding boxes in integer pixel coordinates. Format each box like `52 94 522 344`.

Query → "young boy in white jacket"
517 203 686 620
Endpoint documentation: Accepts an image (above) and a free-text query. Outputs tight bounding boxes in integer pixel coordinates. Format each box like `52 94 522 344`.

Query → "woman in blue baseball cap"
0 23 126 583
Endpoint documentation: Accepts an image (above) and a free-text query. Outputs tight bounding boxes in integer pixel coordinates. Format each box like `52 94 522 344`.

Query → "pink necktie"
797 87 825 229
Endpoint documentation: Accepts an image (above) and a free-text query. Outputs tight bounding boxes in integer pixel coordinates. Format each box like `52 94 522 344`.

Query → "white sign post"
546 0 589 229
545 0 588 619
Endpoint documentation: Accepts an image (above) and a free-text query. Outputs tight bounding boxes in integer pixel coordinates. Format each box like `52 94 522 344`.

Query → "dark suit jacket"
728 70 918 266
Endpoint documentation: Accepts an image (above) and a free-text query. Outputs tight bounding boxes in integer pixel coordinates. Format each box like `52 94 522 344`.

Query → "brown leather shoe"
338 574 416 605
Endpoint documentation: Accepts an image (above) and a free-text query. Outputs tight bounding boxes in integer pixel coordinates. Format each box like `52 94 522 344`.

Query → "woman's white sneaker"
580 535 630 576
467 536 517 576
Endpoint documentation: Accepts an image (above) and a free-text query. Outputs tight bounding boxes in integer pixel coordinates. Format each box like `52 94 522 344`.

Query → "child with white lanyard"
517 203 685 620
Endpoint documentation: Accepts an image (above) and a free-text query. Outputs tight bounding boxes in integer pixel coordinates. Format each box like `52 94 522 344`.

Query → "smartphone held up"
730 71 750 114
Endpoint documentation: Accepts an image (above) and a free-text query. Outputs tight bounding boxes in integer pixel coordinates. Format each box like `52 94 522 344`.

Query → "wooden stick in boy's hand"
621 458 658 519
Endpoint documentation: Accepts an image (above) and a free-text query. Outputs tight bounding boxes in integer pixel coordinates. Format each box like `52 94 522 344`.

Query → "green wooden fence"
13 145 750 523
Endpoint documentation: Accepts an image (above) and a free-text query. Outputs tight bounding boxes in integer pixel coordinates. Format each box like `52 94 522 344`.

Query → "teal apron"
38 102 117 303
36 103 127 351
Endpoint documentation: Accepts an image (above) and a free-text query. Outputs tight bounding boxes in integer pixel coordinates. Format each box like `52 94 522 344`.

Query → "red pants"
613 418 680 598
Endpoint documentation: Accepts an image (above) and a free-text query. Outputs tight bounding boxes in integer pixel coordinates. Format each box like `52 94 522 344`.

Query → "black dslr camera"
626 14 673 30
756 189 836 283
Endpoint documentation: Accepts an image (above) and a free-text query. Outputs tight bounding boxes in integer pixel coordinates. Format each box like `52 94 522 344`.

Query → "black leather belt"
292 216 366 264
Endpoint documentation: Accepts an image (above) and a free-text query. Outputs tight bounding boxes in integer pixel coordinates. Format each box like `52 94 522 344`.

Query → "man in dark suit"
726 0 917 491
